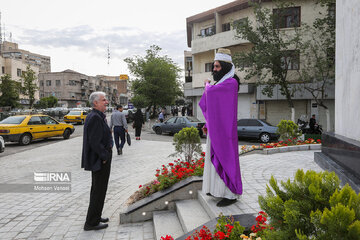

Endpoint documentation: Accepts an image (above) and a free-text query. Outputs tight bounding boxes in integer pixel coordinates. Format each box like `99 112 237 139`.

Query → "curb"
240 144 322 156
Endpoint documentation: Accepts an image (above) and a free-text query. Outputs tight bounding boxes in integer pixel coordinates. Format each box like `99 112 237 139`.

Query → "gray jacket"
110 110 128 130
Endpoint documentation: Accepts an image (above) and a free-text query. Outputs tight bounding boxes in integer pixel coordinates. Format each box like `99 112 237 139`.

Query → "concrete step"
197 190 242 219
153 211 184 240
176 199 211 232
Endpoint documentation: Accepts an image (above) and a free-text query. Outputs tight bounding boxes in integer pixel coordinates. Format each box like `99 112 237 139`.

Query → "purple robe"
199 78 243 194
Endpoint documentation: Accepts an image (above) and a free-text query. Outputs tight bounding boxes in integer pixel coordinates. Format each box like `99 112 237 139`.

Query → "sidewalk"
0 134 323 240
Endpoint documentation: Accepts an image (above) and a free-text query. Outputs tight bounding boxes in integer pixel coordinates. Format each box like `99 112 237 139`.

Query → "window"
200 26 215 37
46 80 51 86
237 119 248 126
40 116 58 125
56 80 61 86
273 7 300 29
205 63 212 72
40 81 44 87
233 18 248 28
166 117 177 124
222 23 231 32
247 119 263 127
17 68 22 77
280 50 300 70
28 116 43 125
69 80 76 86
1 66 4 74
177 118 186 124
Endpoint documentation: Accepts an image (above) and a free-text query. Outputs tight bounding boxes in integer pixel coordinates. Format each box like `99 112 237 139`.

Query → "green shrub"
276 120 302 144
258 169 360 240
170 127 202 163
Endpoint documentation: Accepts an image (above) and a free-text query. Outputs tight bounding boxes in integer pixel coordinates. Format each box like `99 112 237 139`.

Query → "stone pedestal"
315 132 360 193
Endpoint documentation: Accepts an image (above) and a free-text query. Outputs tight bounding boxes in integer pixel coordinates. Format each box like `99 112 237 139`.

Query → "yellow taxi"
0 114 75 145
63 110 87 124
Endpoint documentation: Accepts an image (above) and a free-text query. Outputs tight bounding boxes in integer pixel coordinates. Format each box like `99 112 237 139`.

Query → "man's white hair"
89 91 106 107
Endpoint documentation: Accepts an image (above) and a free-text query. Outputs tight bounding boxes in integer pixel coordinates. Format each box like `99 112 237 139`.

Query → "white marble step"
197 190 243 219
153 211 184 240
176 199 211 232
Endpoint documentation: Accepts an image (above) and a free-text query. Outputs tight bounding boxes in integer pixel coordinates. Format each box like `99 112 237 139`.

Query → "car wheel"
260 133 271 143
63 129 71 139
19 133 32 146
155 127 162 135
0 143 4 153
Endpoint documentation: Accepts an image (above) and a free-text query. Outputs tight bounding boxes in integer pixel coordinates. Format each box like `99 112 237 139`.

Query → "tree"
34 96 58 109
124 45 183 117
21 65 38 109
233 1 304 122
296 0 335 131
0 74 20 108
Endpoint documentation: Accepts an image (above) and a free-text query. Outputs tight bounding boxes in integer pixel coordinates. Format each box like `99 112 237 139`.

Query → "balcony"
191 30 249 54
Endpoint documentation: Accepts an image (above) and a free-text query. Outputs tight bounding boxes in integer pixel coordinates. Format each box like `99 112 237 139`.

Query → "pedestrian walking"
181 106 186 116
158 109 165 123
81 91 112 231
110 105 128 155
199 48 242 207
133 109 144 140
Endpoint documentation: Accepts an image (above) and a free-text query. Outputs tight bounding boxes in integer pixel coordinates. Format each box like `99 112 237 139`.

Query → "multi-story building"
0 41 51 106
39 70 127 108
185 0 335 130
0 41 51 73
96 75 129 106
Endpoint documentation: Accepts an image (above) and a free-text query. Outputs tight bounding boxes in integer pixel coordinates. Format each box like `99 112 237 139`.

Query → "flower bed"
239 138 321 156
127 153 205 205
260 138 321 149
161 212 272 240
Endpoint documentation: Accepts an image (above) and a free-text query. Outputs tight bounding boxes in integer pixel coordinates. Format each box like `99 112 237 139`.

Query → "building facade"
185 0 335 130
39 70 128 108
0 41 51 106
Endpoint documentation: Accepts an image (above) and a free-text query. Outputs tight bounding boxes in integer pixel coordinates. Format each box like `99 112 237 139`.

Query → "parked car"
237 119 279 143
0 114 75 145
63 110 88 124
0 136 4 153
152 116 205 137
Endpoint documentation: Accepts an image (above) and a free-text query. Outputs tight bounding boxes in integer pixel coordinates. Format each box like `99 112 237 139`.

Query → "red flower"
214 231 226 239
161 235 174 240
169 163 174 166
139 185 142 188
201 152 205 156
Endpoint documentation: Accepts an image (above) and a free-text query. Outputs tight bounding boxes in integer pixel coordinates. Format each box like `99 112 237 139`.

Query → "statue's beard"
212 70 225 82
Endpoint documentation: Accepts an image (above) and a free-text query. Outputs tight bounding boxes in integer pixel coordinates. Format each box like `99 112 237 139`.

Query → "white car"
0 136 4 153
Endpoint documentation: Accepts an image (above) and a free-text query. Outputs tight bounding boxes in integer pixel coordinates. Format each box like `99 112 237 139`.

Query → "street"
1 120 261 158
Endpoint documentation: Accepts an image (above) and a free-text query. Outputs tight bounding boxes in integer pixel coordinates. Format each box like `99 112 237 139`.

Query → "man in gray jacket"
110 105 128 155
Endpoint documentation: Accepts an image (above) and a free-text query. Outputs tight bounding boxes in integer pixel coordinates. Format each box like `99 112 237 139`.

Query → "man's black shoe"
119 148 123 155
216 198 237 207
100 217 109 223
84 223 108 231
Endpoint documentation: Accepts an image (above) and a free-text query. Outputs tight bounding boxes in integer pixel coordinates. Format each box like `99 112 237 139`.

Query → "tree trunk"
325 108 331 132
291 107 295 123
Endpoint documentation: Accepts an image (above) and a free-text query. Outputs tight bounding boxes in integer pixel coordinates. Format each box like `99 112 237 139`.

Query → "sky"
1 0 233 79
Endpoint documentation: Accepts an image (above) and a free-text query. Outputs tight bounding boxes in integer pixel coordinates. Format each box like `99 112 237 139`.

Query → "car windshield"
0 116 26 124
186 116 200 122
67 111 81 115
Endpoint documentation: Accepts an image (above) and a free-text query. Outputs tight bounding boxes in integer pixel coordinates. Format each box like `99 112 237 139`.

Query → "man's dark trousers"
85 155 111 226
114 126 126 150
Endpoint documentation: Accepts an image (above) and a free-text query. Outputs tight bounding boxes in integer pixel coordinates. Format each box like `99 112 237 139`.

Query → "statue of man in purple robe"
199 48 242 207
